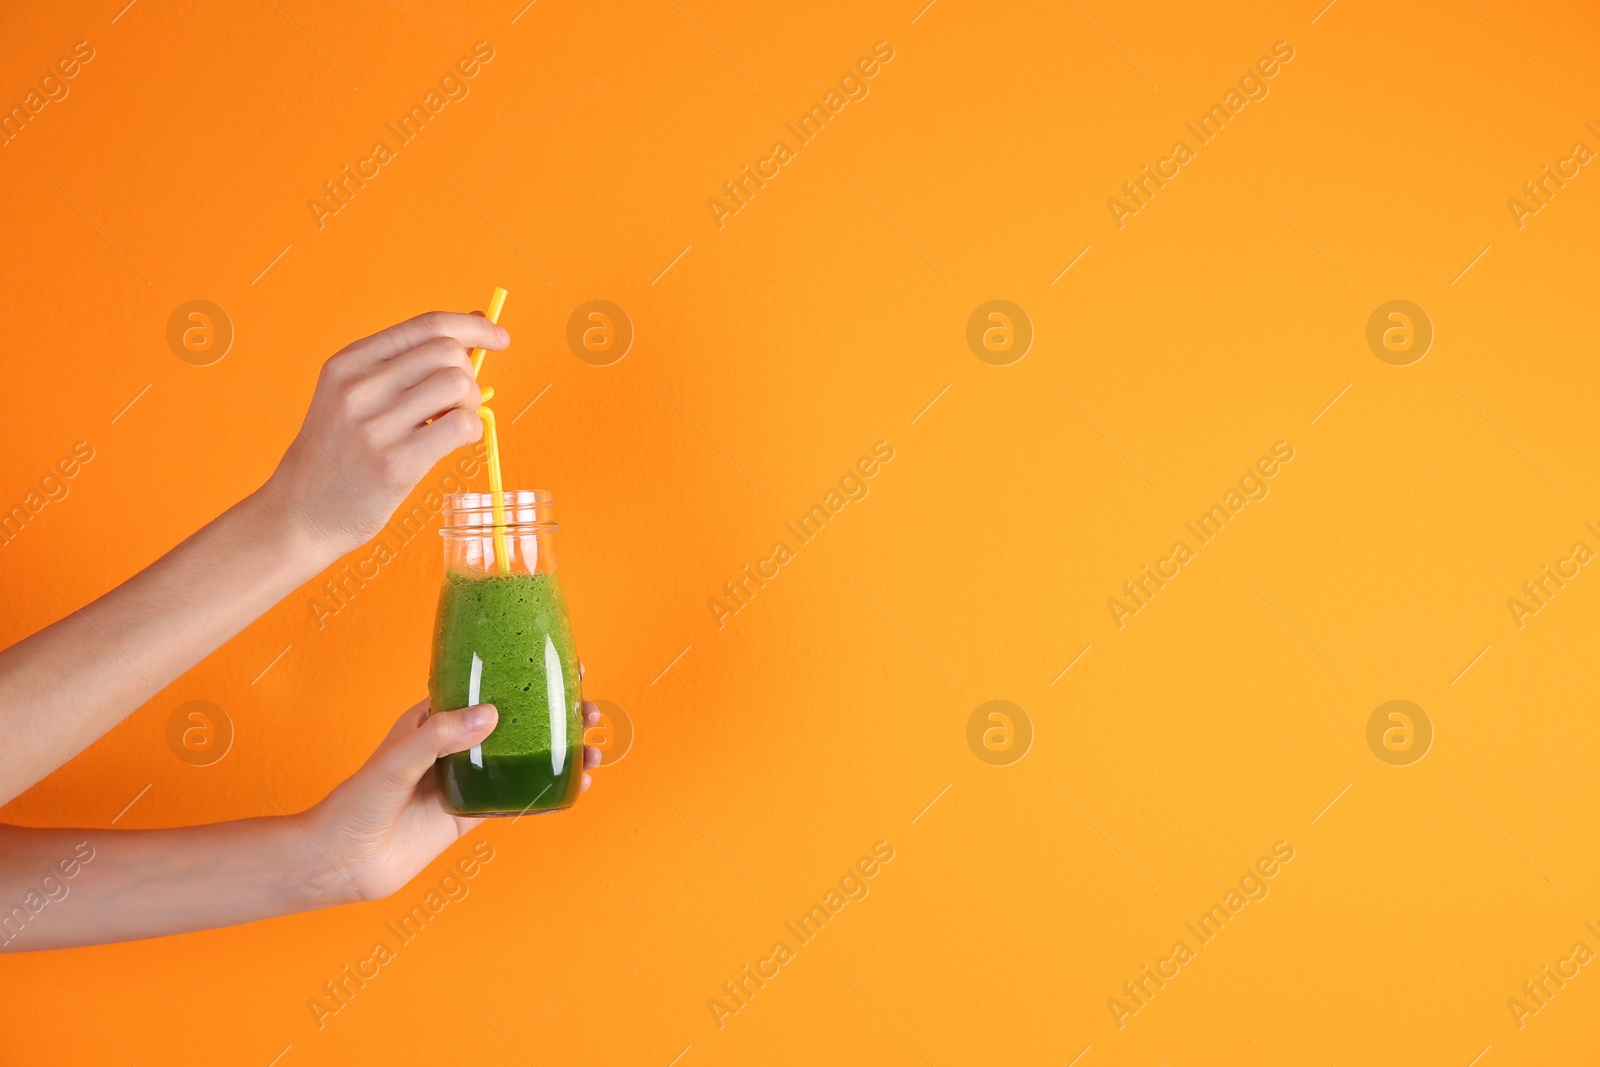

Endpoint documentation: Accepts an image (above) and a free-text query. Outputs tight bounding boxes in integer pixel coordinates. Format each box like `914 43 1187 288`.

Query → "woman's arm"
0 811 349 952
0 699 598 953
0 311 508 805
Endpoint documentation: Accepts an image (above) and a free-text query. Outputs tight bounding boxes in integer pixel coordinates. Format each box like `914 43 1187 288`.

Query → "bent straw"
470 287 511 575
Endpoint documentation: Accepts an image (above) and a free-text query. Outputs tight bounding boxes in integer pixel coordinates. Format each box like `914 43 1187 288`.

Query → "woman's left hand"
307 698 602 903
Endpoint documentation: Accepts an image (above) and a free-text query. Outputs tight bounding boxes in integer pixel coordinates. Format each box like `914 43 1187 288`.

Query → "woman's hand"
257 310 510 561
0 700 602 952
0 309 517 804
307 699 602 904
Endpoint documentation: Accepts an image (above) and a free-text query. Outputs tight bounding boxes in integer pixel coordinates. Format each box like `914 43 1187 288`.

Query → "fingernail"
497 326 509 345
464 705 495 731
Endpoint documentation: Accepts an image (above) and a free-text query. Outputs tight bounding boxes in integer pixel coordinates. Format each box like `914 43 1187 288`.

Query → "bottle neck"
440 491 558 577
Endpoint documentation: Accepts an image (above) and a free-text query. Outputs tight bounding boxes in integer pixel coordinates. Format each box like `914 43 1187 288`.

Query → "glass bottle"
429 491 583 816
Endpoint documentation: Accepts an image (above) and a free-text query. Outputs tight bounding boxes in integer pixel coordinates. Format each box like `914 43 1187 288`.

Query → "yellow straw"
470 287 511 575
477 391 511 575
471 287 509 376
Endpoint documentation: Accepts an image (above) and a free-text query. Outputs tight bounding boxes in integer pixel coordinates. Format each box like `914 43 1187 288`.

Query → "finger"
332 338 476 428
584 745 601 768
342 311 509 368
381 364 482 433
583 701 600 726
581 772 592 793
370 704 498 796
402 407 484 469
378 698 431 751
371 335 476 396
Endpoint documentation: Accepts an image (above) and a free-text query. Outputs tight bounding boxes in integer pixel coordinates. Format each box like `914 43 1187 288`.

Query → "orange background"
3 0 1600 1063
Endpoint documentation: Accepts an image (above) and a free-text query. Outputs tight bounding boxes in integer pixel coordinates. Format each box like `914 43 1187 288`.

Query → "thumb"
371 704 498 795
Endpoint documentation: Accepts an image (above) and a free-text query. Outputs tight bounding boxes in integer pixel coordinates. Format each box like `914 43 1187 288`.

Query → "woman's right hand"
256 310 509 562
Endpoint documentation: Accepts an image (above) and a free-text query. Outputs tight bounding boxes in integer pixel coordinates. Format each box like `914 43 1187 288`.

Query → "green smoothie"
429 570 583 815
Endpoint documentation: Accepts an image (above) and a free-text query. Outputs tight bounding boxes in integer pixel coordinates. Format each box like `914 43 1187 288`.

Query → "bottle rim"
439 490 557 535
